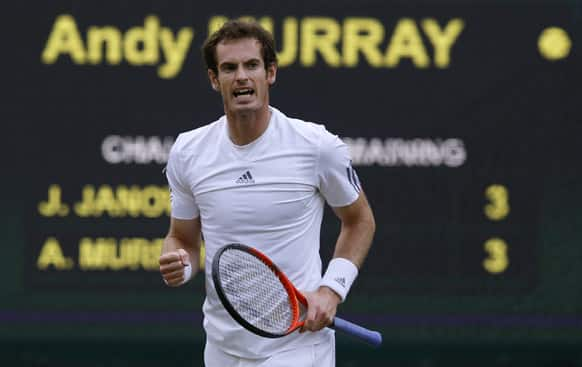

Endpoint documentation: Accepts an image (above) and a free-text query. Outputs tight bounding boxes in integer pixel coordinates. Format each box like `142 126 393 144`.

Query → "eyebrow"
219 62 236 70
219 58 262 69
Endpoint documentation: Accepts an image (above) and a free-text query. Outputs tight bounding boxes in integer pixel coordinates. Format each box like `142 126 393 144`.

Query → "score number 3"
484 184 510 220
483 184 510 274
483 238 508 274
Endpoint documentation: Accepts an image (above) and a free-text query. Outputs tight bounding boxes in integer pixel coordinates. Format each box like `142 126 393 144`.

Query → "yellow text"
74 184 170 218
483 238 509 274
209 16 464 68
79 237 163 271
37 237 75 270
484 184 510 221
78 237 206 271
41 14 194 79
38 184 70 217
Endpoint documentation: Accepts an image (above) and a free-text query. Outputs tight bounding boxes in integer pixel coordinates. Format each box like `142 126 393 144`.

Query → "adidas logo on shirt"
236 170 255 184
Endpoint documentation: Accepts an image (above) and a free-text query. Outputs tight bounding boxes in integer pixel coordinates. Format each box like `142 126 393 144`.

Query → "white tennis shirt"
165 106 361 358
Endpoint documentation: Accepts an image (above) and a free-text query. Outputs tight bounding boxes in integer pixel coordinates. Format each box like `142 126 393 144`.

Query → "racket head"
212 243 306 338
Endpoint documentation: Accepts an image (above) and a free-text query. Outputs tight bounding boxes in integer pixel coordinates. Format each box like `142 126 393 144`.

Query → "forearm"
319 193 375 303
305 214 375 328
332 206 375 268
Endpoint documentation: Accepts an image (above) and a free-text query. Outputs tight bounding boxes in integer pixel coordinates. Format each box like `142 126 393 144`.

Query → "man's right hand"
159 248 191 286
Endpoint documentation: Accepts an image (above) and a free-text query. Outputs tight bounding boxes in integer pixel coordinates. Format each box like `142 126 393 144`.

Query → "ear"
208 69 220 91
266 63 277 86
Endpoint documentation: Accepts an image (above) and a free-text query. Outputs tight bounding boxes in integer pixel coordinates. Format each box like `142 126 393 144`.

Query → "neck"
226 106 271 146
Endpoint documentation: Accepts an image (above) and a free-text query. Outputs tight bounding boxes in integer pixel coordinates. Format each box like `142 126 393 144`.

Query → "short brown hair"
202 20 278 75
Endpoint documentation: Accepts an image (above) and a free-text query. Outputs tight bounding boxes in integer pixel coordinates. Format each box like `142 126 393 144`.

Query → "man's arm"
159 216 202 287
301 192 376 332
329 191 375 268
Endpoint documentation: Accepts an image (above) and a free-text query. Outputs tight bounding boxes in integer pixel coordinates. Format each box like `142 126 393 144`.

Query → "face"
209 38 276 115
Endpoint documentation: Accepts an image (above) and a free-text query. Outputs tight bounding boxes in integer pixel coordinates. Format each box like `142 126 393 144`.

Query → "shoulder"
170 117 224 159
272 107 338 148
277 109 349 168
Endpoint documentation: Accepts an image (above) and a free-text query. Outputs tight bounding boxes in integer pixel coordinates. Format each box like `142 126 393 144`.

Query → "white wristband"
181 264 193 285
319 258 358 302
163 264 192 286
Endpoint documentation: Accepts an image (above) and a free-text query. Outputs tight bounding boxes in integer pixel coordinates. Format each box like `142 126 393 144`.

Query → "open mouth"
233 88 255 97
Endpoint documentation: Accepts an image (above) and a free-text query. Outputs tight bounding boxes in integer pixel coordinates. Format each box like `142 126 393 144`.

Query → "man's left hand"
300 286 341 332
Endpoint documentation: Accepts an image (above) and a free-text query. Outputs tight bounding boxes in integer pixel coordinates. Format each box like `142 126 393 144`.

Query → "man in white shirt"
159 20 375 366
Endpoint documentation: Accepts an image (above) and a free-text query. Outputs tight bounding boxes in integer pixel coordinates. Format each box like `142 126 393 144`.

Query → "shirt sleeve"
165 140 200 219
317 128 361 207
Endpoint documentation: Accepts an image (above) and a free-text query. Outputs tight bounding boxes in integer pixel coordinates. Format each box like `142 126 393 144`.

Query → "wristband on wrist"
181 264 193 284
163 264 192 286
319 258 358 302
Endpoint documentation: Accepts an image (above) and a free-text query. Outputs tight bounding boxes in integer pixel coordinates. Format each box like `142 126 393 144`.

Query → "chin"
229 102 262 114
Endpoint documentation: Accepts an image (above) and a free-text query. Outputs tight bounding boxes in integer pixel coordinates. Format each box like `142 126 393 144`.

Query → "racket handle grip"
332 317 383 347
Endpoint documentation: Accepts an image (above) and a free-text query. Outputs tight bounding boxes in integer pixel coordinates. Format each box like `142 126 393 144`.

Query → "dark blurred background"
1 0 581 365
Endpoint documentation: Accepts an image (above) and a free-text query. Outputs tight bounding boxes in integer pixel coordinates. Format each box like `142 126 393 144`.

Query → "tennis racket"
212 243 382 347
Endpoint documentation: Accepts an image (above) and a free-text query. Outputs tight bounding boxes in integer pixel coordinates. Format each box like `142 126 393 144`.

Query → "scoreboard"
2 0 581 347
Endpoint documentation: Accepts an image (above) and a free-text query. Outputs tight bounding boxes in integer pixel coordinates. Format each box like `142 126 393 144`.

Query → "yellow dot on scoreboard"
538 27 572 61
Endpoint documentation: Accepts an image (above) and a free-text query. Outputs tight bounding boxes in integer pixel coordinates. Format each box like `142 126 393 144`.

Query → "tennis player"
159 20 375 366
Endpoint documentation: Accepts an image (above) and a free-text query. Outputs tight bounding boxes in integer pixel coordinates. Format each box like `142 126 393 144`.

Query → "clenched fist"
159 248 192 286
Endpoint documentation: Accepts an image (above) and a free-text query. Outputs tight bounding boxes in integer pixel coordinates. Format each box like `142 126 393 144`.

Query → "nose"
234 65 248 82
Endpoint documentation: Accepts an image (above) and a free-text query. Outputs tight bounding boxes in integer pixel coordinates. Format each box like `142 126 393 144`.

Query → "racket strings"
222 251 292 329
219 249 295 334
